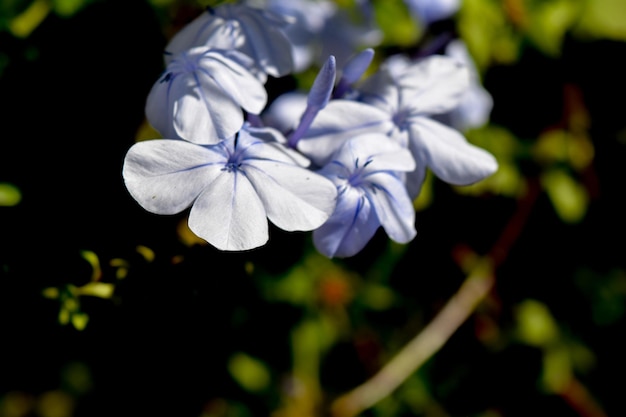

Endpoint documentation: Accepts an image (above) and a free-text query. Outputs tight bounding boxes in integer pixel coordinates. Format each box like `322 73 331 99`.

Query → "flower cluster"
122 0 498 258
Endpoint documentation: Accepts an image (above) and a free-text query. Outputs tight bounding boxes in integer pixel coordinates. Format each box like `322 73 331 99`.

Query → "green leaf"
515 299 559 347
542 346 572 392
228 353 271 393
71 312 89 331
8 0 50 38
75 282 115 299
572 0 626 41
372 0 420 47
0 183 22 206
541 168 588 223
52 0 91 17
458 0 522 71
525 0 582 57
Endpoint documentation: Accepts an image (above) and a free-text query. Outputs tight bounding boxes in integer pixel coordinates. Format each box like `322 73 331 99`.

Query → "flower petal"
147 48 267 144
313 187 380 258
397 55 470 115
334 133 415 173
122 139 225 214
243 124 311 167
262 91 308 134
200 51 268 115
366 172 416 243
404 165 428 200
164 13 240 60
145 74 177 139
298 100 393 167
215 4 294 77
188 171 269 251
360 55 470 116
245 160 337 232
408 117 498 185
173 79 243 143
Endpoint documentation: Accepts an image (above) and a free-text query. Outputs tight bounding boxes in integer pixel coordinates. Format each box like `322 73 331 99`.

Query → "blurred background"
1 0 626 416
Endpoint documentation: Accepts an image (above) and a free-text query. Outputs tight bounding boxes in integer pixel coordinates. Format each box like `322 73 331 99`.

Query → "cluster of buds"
122 0 497 258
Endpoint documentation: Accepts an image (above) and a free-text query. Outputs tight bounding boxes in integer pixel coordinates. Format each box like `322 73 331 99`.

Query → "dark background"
1 1 625 416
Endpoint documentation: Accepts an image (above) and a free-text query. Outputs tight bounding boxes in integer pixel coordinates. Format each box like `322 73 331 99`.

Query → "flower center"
392 110 410 131
222 161 241 173
347 158 373 187
181 52 199 73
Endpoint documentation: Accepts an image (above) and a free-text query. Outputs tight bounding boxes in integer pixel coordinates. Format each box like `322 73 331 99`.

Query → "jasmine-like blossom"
123 0 500 258
145 45 267 144
404 0 460 25
164 2 295 81
436 39 494 132
297 55 498 198
122 125 337 251
314 134 416 258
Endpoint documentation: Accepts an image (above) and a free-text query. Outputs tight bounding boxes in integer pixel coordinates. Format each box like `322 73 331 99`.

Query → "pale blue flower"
122 125 337 251
298 55 498 198
164 2 295 80
145 45 267 145
314 134 416 258
404 0 460 25
437 39 493 132
257 0 381 71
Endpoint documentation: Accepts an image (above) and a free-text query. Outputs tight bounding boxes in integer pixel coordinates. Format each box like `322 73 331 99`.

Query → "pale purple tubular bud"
307 54 337 109
341 48 374 84
288 55 336 148
334 48 374 98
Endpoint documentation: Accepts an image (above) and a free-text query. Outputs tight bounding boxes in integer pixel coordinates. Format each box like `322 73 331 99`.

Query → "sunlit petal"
164 13 241 60
337 133 415 173
173 81 242 144
146 47 267 144
409 117 498 185
188 171 268 251
122 139 225 214
396 56 470 115
298 100 393 166
215 4 295 77
201 52 268 114
246 160 337 231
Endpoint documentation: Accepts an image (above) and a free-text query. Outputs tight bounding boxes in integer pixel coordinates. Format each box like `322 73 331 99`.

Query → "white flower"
164 3 295 80
122 125 337 251
314 134 416 258
298 55 498 198
145 46 267 145
439 39 493 132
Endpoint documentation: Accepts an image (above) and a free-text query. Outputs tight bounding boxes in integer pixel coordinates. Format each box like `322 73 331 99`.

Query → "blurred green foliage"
2 0 626 417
